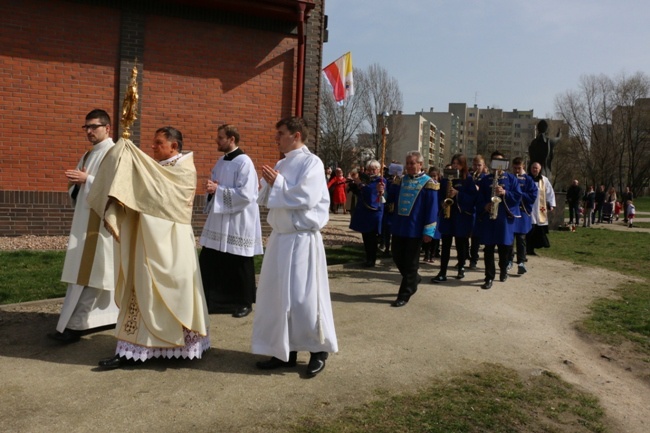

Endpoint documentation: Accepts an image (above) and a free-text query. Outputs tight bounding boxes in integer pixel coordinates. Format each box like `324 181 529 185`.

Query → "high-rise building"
477 107 537 159
388 114 445 169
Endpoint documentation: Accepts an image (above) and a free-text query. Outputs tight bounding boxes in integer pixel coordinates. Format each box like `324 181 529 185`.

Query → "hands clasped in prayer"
65 167 88 184
261 165 279 186
206 179 218 194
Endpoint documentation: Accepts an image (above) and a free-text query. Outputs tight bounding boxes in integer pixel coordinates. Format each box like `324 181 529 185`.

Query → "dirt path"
1 214 649 432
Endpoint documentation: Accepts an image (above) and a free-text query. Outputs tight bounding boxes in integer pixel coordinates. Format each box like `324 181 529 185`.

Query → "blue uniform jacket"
437 176 477 238
477 171 522 246
349 175 384 234
388 173 439 239
513 173 538 235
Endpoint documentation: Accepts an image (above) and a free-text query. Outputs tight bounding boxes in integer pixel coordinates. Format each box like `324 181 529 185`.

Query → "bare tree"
555 74 616 187
610 72 650 197
318 63 404 171
318 68 367 173
360 63 404 163
555 72 650 196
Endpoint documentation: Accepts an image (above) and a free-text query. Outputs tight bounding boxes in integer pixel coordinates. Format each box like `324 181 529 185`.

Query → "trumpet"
442 169 459 219
489 169 502 220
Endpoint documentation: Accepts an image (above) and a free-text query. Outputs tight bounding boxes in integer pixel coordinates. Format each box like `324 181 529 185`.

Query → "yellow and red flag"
323 52 354 103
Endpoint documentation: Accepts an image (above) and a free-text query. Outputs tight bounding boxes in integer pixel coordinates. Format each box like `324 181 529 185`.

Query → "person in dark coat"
349 160 384 267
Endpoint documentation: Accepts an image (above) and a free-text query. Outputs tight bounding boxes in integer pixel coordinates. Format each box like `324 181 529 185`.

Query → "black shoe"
98 355 125 370
391 299 408 307
455 268 465 279
47 328 81 344
306 352 329 378
256 352 297 370
500 272 508 282
430 274 447 283
517 264 527 275
362 261 376 268
232 306 252 318
481 279 493 290
469 261 477 270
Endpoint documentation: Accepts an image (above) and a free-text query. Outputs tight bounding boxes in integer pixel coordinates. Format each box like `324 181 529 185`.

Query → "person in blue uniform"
431 154 477 283
387 151 439 307
380 163 403 257
422 166 441 263
508 157 537 275
477 151 522 290
468 155 487 270
349 160 384 267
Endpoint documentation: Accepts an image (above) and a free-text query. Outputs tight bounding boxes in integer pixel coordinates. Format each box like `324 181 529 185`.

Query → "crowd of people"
341 150 558 301
50 112 336 378
46 109 637 377
566 181 636 228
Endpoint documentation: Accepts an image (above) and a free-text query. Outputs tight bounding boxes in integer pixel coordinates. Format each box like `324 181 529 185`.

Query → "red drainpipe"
295 3 306 117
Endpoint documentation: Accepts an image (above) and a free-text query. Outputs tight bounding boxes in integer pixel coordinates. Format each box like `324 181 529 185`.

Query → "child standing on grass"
626 200 636 228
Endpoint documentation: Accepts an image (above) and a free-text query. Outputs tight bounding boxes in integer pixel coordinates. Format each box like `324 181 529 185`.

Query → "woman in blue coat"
349 160 384 267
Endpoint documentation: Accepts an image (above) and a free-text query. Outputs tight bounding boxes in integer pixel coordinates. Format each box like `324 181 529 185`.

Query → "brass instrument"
489 169 502 220
442 169 459 219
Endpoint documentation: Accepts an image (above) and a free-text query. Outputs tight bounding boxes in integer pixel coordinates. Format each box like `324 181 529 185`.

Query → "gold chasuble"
88 138 209 349
536 178 548 225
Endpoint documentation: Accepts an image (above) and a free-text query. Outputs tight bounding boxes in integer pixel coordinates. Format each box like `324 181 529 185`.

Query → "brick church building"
0 0 326 236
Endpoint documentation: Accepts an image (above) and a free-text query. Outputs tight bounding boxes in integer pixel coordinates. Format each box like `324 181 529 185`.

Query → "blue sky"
322 0 650 119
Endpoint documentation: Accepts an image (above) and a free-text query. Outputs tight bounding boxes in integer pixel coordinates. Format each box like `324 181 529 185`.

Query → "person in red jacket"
327 167 348 214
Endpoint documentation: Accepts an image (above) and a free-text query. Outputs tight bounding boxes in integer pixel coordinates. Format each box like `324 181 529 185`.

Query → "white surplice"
57 137 118 332
199 151 263 257
252 146 338 362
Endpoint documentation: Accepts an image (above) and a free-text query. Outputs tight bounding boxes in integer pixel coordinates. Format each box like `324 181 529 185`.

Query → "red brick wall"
0 0 121 193
140 14 295 194
0 0 323 237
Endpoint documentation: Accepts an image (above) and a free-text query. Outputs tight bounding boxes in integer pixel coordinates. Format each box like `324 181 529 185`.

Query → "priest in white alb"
252 117 338 378
527 162 556 256
199 124 263 318
50 109 119 344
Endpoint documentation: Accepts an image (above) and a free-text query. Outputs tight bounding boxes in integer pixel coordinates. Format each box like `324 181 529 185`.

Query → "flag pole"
378 111 389 202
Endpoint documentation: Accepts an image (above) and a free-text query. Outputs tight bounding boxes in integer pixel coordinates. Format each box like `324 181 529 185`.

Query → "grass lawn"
543 229 650 355
291 364 607 433
0 250 67 304
0 246 366 305
633 196 650 212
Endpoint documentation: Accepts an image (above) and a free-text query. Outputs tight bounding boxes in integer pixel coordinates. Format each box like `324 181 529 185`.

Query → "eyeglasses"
81 124 107 131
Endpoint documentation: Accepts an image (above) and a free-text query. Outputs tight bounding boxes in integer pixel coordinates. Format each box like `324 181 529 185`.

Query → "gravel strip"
0 226 362 251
